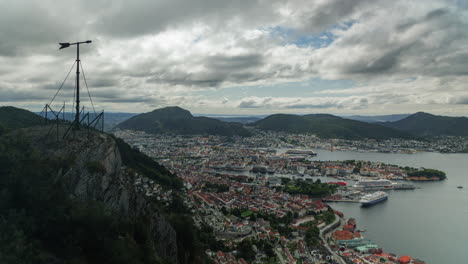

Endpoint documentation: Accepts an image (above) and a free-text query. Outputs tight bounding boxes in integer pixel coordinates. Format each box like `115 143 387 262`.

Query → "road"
275 248 286 264
318 215 347 264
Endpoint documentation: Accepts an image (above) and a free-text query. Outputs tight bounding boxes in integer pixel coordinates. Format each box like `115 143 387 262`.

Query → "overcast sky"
1 0 468 116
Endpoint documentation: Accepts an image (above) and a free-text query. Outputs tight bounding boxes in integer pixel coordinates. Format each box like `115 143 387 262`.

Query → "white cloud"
0 0 467 115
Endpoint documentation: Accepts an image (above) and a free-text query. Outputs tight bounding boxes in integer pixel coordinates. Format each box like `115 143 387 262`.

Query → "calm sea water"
310 149 468 264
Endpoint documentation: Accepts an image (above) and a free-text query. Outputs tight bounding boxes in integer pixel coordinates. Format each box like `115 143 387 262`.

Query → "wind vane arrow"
59 42 70 50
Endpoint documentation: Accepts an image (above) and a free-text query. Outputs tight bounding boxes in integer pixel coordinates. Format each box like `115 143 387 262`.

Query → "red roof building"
398 255 411 264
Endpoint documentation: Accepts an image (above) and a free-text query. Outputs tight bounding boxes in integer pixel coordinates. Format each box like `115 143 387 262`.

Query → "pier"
323 199 359 203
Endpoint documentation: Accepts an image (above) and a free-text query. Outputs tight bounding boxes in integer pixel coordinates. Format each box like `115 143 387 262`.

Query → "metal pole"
56 116 59 142
75 43 80 130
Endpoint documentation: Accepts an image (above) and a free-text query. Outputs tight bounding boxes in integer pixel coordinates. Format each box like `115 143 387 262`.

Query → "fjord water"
313 150 468 263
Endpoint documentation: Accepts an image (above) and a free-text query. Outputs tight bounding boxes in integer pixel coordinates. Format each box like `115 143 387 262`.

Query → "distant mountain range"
117 106 252 136
343 114 410 123
250 113 413 139
378 112 468 137
4 105 467 139
0 106 44 131
116 108 468 139
205 114 409 124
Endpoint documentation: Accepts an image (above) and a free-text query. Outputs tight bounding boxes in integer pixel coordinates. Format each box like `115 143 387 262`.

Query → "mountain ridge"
378 112 468 136
343 114 410 123
0 106 44 131
117 106 252 137
251 113 413 139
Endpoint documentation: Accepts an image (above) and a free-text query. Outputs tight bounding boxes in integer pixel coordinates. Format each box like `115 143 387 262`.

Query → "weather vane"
59 40 92 130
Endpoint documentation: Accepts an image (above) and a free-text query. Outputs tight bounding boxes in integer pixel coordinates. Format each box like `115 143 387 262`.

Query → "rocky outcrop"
22 127 180 263
58 133 130 214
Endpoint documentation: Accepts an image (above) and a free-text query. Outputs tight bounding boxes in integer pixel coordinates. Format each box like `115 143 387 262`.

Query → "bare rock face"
60 133 129 213
22 127 180 263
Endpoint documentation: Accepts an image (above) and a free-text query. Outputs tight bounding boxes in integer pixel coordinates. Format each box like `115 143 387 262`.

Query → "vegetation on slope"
403 167 447 180
0 134 171 264
115 136 222 263
113 136 183 189
252 113 412 139
0 131 213 264
378 112 468 136
280 178 337 198
0 106 44 131
117 106 251 137
305 226 321 247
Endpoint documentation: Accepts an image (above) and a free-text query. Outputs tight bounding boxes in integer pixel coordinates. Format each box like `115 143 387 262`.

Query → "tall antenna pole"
59 40 92 130
75 43 80 130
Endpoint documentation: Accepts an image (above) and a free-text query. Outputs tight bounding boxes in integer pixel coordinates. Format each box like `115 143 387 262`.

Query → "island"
403 168 447 181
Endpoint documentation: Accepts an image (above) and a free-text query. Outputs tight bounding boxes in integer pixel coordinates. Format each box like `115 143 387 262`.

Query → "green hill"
378 112 468 137
117 106 251 136
251 113 412 139
0 106 43 131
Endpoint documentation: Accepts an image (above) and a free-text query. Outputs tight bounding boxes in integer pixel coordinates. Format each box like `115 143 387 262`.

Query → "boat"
393 183 416 190
457 186 463 189
359 191 388 206
353 179 396 190
328 182 347 186
210 163 225 170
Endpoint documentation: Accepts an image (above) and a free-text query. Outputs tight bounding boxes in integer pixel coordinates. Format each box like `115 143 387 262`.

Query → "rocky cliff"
8 126 181 263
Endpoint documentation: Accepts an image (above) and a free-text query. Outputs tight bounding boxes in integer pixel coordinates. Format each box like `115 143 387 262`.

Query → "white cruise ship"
360 191 388 206
353 179 396 190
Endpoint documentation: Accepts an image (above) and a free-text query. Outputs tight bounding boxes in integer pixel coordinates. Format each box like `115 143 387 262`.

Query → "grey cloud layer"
0 0 467 113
